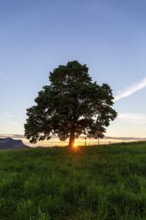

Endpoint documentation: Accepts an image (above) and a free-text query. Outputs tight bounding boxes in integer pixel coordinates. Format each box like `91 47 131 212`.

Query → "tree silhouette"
24 61 117 147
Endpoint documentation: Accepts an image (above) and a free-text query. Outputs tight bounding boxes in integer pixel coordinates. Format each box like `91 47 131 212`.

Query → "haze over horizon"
1 0 146 141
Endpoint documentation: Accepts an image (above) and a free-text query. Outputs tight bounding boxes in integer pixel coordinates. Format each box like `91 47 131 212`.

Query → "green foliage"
0 143 146 219
24 61 117 146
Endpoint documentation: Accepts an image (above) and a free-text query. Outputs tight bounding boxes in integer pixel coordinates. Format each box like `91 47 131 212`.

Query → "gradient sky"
1 0 146 138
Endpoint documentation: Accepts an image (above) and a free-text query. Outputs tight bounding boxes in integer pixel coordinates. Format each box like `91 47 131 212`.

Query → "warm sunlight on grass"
73 143 78 149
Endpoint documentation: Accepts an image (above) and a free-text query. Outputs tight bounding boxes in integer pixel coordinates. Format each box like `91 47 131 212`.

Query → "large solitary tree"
24 61 117 148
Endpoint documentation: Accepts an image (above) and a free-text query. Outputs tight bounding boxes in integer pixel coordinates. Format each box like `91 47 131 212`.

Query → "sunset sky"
1 0 146 140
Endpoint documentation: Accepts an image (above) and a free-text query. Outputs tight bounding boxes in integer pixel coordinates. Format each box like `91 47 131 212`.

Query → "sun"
73 143 78 149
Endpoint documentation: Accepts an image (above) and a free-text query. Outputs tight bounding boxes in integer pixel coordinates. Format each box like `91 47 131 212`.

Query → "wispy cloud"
118 113 146 121
0 134 24 139
115 77 146 101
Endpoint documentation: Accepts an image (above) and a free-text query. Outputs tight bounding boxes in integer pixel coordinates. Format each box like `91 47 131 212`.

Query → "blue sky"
1 0 146 138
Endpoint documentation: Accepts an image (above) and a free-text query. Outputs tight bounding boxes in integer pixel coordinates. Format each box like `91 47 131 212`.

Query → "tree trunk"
69 131 75 148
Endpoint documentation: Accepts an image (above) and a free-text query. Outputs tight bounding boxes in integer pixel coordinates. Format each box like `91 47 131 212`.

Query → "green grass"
0 142 146 219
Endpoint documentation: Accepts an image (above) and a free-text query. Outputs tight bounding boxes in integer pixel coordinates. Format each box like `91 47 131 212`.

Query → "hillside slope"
0 137 29 149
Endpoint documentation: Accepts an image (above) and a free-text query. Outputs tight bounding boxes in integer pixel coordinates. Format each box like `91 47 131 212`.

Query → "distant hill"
0 137 29 150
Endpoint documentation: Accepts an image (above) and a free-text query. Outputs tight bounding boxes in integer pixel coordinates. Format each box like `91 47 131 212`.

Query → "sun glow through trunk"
73 143 78 149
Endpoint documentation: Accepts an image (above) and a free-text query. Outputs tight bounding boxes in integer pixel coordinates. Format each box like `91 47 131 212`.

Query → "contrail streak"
114 77 146 101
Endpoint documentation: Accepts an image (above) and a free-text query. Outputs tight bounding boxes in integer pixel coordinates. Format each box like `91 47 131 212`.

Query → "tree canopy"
24 61 117 147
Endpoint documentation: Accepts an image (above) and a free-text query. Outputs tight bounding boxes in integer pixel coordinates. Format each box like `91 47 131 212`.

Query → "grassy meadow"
0 142 146 220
